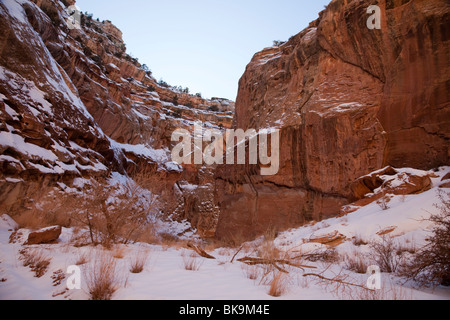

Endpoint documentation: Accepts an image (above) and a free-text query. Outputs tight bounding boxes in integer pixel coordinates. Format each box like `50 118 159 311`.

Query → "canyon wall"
0 0 228 236
0 0 448 241
214 0 450 239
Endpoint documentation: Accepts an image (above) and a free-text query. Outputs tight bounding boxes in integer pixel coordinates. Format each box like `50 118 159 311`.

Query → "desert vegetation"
404 191 450 287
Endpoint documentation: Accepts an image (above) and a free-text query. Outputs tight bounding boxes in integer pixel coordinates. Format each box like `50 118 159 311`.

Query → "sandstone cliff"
214 0 450 239
1 0 448 242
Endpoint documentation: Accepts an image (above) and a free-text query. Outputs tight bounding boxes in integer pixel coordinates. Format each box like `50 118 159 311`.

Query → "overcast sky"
75 0 330 100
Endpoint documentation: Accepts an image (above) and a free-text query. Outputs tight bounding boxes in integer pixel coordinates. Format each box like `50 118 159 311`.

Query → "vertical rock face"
319 0 450 170
215 0 450 239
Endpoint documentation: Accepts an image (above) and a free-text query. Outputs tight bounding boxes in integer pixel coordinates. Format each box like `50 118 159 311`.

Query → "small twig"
237 256 316 274
303 273 374 291
230 245 244 263
238 256 316 269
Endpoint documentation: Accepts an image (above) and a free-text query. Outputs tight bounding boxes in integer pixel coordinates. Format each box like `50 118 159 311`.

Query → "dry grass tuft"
129 249 150 274
352 234 369 246
241 264 261 281
74 252 90 266
344 250 370 274
268 272 288 297
181 252 203 271
112 246 127 259
86 251 123 300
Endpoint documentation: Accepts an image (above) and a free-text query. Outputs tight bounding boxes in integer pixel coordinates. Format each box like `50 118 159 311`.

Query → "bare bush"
368 236 405 273
68 176 156 248
376 195 391 211
405 191 450 287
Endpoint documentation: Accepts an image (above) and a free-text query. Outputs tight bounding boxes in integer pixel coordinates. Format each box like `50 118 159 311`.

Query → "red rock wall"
215 0 450 239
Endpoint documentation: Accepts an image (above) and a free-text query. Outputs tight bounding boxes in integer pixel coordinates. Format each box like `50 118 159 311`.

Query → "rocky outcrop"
0 0 117 211
0 0 229 236
350 166 433 200
339 166 434 215
215 0 450 240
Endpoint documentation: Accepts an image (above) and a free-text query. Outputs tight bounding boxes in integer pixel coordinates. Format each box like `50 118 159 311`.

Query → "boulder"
25 226 62 245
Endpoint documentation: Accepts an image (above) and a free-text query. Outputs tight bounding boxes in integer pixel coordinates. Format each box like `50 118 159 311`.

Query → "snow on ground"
0 167 449 300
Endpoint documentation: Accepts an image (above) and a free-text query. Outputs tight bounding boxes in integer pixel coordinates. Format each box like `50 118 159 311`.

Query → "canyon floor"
1 167 449 300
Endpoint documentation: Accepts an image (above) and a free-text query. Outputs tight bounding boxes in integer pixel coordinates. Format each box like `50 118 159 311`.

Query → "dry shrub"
67 176 156 248
69 227 92 248
86 251 123 300
368 236 405 273
405 191 450 287
129 249 150 274
19 248 51 278
352 234 369 247
376 195 391 211
255 229 282 262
